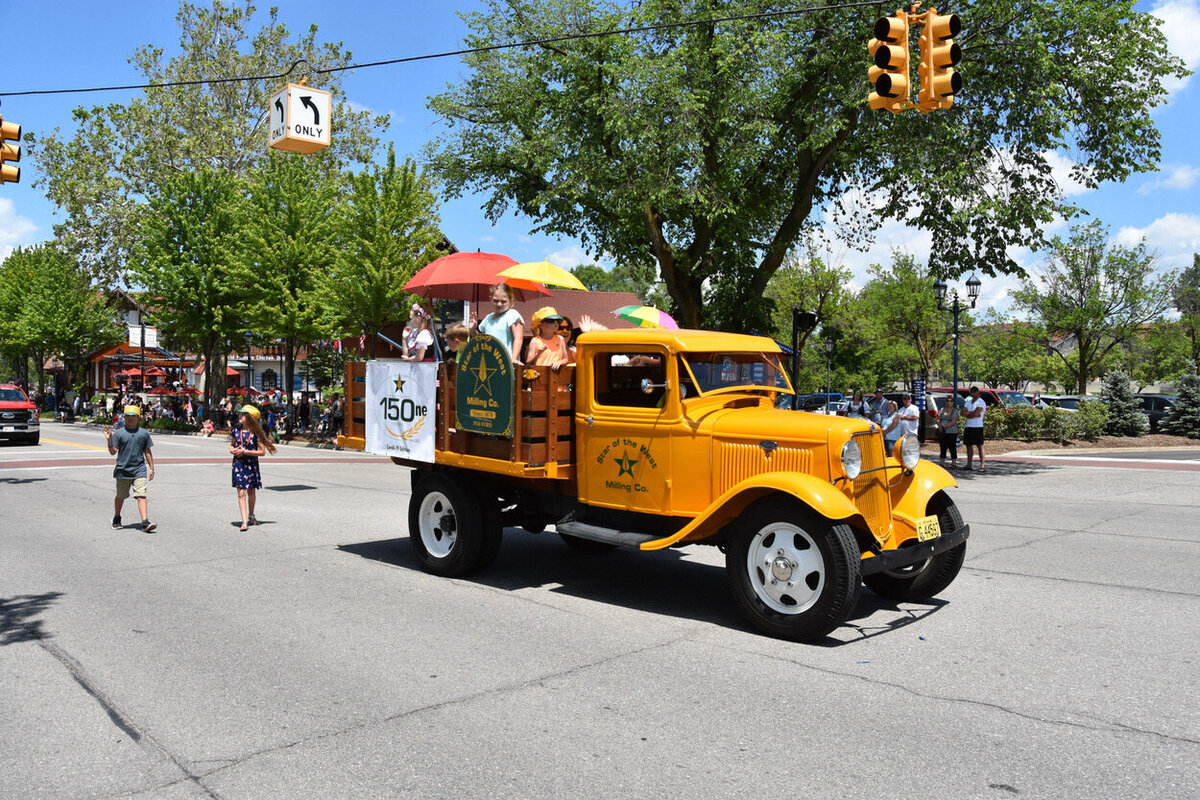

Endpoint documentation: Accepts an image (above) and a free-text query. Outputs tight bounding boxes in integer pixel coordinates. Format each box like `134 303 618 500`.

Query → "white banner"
365 360 437 462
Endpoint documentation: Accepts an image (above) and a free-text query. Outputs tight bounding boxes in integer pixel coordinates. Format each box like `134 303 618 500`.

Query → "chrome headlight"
896 434 920 469
840 440 862 480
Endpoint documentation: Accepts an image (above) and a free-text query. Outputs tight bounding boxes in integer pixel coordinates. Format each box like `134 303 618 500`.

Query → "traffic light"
919 11 962 110
0 115 19 184
868 13 910 113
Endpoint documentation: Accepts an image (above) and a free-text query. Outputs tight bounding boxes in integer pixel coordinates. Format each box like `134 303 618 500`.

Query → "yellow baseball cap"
123 405 141 416
239 404 261 419
531 306 564 328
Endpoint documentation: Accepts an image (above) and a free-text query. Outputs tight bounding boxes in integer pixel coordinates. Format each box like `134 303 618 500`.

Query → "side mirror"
640 378 671 394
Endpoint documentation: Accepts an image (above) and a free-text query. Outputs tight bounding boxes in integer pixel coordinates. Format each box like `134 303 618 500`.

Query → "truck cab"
391 329 969 642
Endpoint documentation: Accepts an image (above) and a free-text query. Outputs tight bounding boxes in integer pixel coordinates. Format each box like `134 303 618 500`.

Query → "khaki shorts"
116 477 148 499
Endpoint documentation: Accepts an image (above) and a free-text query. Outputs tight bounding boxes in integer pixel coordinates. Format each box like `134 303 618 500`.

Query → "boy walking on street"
105 405 157 532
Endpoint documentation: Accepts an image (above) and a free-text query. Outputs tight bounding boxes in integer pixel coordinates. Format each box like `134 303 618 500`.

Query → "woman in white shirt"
401 303 435 362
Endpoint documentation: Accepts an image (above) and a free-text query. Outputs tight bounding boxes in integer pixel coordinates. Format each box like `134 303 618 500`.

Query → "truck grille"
0 410 30 423
714 440 813 496
852 430 892 538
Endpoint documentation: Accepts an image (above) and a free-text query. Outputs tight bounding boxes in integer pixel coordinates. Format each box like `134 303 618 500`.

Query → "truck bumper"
859 522 970 576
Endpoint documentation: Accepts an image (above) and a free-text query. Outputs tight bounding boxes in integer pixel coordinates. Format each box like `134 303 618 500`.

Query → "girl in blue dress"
230 404 277 531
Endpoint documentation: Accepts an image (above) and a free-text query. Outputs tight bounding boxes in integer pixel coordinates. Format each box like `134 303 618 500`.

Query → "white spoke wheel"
863 491 966 602
408 473 487 577
727 500 860 642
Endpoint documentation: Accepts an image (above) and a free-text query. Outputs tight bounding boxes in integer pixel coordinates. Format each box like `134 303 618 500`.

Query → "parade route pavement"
1 423 1197 799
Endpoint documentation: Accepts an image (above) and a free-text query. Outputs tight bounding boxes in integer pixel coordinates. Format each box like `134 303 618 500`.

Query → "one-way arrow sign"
268 83 332 154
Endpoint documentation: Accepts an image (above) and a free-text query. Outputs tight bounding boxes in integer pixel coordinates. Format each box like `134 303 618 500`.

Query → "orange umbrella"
403 252 550 302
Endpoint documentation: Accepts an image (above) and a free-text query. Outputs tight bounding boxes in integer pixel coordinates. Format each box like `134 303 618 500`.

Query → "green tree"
1011 222 1175 395
132 167 248 419
852 254 951 385
1174 254 1200 367
0 245 121 392
763 249 851 351
1159 362 1200 439
1125 319 1188 390
427 0 1185 331
958 311 1045 389
570 262 667 307
239 150 340 407
321 147 443 357
1100 369 1146 436
29 0 387 283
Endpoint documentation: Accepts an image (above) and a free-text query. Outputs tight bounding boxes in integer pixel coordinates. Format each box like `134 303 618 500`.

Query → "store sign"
455 335 514 437
365 360 436 461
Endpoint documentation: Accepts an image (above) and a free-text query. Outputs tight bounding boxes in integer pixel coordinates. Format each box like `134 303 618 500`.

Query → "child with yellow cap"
103 405 157 532
230 404 277 531
525 306 570 370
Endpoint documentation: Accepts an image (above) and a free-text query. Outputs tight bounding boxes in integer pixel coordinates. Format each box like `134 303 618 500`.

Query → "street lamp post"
139 321 146 394
933 274 982 405
244 332 254 396
824 338 834 415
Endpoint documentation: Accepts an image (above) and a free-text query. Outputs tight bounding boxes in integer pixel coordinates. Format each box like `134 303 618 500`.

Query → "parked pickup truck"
389 329 969 641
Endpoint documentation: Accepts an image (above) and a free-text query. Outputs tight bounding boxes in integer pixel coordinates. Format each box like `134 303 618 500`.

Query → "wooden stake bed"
390 361 576 480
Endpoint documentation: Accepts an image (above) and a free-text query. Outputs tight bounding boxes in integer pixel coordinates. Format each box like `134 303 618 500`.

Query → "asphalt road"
2 423 1197 799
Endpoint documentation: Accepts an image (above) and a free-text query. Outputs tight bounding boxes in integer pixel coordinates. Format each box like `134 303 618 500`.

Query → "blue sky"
2 1 1198 315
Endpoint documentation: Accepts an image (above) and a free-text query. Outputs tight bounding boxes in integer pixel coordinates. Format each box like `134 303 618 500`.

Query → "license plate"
916 514 941 542
0 426 14 432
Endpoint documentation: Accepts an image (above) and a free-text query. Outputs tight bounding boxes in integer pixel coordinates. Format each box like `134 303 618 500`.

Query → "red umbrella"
176 386 201 396
403 252 550 302
227 386 264 396
147 385 174 395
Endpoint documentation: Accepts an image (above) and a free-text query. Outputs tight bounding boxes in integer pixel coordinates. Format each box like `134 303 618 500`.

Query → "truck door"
578 347 675 514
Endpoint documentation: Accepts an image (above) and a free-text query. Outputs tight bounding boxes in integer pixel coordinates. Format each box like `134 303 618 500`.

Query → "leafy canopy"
427 0 1186 331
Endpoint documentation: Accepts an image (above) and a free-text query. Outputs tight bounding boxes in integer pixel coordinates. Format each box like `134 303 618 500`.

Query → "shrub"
1159 366 1200 439
1071 399 1108 440
1007 406 1043 441
1042 407 1073 444
982 406 1009 439
1101 370 1147 436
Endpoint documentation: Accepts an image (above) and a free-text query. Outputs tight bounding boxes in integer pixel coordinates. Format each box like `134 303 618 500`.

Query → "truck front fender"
640 471 862 551
889 459 958 522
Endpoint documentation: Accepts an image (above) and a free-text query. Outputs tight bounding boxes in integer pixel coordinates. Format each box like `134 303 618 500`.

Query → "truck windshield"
681 353 791 396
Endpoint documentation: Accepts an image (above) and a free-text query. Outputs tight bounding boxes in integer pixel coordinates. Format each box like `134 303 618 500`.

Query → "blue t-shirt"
478 308 524 358
112 426 154 479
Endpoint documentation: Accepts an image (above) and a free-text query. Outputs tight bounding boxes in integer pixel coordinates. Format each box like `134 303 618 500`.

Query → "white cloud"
0 198 38 260
1153 0 1200 95
545 244 596 268
1041 151 1095 198
1135 163 1199 194
1115 212 1200 268
478 234 496 243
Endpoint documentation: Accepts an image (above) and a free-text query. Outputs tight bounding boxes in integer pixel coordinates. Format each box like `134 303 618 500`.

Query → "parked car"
931 386 1035 409
1134 394 1178 433
0 384 41 445
1039 394 1081 412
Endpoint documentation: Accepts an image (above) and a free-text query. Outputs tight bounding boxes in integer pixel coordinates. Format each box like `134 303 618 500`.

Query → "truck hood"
697 401 873 443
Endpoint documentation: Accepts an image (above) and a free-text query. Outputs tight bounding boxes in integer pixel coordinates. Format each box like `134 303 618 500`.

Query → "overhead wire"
0 0 887 98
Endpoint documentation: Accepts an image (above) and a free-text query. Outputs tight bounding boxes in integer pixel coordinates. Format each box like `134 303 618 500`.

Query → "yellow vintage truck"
389 328 969 642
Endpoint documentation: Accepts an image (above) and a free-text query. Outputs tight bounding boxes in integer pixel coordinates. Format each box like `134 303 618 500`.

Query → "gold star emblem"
394 374 406 393
616 449 639 478
473 357 494 396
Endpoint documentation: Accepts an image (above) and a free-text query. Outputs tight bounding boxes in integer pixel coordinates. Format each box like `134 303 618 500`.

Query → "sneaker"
142 520 157 533
112 516 121 529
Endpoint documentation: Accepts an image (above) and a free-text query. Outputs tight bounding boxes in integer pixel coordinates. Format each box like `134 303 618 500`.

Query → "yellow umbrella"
499 260 589 291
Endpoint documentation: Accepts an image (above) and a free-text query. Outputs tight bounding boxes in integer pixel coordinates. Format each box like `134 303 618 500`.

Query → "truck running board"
555 521 660 549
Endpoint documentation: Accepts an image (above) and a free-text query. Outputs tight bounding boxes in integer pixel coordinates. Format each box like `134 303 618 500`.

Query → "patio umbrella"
147 385 174 395
403 252 550 302
499 260 588 291
176 386 201 396
612 305 679 329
